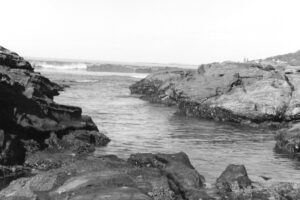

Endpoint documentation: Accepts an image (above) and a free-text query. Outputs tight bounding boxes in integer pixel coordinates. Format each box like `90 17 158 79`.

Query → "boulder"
130 62 299 127
0 46 33 71
275 123 300 157
0 46 110 171
0 152 212 200
216 164 252 194
128 152 212 200
215 165 300 200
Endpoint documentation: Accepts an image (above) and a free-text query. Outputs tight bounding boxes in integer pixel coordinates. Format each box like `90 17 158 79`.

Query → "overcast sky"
1 0 300 64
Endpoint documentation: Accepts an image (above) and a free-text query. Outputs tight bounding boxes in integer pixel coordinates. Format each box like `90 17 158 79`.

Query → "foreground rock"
130 62 300 127
275 124 300 157
0 152 213 200
215 164 300 200
0 46 110 179
4 156 299 200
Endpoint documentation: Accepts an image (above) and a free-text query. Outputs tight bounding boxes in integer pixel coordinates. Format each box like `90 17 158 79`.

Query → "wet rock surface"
130 62 300 127
1 46 300 199
130 62 300 199
275 124 300 157
0 46 110 184
2 155 300 200
0 152 214 200
214 164 300 200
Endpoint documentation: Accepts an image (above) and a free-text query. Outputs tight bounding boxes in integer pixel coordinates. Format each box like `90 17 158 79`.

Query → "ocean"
37 65 300 184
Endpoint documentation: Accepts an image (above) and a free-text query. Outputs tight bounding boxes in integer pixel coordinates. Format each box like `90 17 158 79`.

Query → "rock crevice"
130 62 300 127
0 46 110 168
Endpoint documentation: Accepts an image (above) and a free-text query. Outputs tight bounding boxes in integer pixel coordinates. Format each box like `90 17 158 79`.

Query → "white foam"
34 62 87 70
36 67 148 79
75 79 98 83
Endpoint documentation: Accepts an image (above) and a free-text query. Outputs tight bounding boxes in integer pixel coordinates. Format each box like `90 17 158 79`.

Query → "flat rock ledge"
130 62 300 128
0 152 212 200
0 46 110 183
1 152 300 200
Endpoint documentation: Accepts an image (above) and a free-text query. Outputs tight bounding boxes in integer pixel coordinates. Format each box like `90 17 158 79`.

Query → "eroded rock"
0 152 212 200
128 152 212 200
130 62 299 127
216 164 252 193
215 164 300 200
0 46 110 186
275 124 300 157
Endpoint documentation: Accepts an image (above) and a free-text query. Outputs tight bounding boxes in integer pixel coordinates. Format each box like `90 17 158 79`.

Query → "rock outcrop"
0 152 213 200
3 154 300 200
275 124 300 157
0 46 110 167
215 164 300 200
130 62 300 127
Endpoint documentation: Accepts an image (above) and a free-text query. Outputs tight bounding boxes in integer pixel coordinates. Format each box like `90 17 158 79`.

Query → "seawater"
38 68 300 184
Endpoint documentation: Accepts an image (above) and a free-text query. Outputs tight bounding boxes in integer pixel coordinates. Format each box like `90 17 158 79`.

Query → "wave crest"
33 62 87 70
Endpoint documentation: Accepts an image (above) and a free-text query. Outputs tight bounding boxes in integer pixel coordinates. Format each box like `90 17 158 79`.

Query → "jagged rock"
130 62 298 127
0 153 212 200
275 124 300 157
0 46 33 71
128 152 212 200
216 164 252 194
0 46 110 168
216 165 300 200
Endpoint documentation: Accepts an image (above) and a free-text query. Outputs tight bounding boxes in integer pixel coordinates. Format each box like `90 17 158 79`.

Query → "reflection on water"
41 70 300 183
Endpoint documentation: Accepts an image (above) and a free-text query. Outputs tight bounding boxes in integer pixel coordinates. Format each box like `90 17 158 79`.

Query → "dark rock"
128 152 212 200
215 165 300 200
0 152 213 200
0 46 33 71
271 182 300 200
275 124 300 157
216 164 252 193
0 46 110 167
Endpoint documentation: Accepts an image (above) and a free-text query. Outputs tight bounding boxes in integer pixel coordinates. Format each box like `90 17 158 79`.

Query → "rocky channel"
0 46 300 199
130 62 300 158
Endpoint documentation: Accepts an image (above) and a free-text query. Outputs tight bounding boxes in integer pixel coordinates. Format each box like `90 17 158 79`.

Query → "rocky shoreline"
130 62 300 155
130 62 300 127
0 46 300 199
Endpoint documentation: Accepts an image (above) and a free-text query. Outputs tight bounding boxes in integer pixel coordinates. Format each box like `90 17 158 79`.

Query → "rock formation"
130 62 300 127
275 123 300 158
0 46 110 167
1 46 300 199
0 152 214 200
215 164 300 200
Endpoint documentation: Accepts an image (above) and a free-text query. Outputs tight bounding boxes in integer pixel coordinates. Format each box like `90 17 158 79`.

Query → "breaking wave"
34 62 87 70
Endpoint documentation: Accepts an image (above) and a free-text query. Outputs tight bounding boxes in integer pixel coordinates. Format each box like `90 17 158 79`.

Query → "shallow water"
39 69 300 184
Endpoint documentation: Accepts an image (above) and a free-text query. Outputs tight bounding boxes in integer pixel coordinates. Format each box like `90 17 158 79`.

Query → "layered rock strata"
215 164 300 200
0 152 214 200
0 46 110 167
130 62 300 127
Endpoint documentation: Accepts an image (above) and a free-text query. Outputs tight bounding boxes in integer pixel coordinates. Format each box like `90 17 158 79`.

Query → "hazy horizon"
1 0 300 64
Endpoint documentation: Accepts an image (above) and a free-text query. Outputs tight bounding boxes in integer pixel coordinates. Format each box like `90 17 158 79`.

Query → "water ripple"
40 70 300 183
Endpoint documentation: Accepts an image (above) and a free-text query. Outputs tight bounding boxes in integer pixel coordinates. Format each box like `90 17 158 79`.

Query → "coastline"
1 46 300 199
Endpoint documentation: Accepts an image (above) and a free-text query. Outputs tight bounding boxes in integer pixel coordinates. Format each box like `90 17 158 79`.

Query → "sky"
1 0 300 64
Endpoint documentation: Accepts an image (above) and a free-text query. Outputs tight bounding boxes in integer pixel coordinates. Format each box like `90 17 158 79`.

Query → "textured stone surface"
215 165 300 200
0 153 213 200
0 46 110 184
130 62 300 127
275 124 300 157
128 152 211 200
